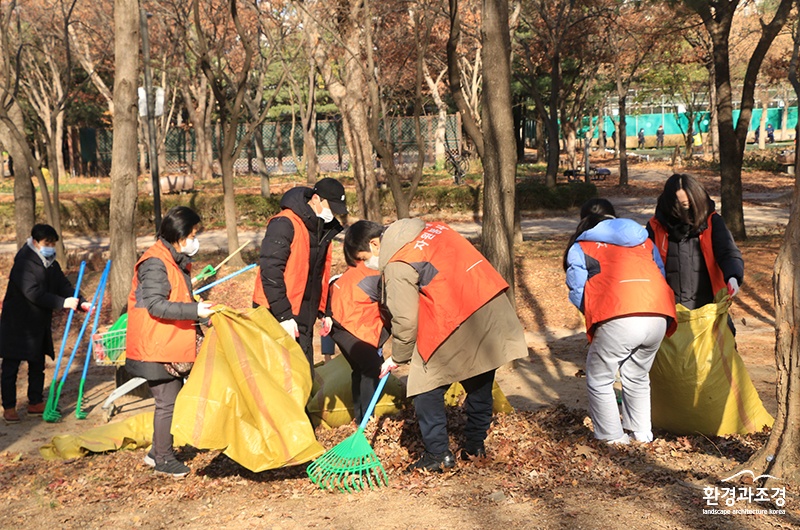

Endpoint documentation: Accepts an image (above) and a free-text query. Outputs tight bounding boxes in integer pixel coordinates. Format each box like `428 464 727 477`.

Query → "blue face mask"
40 245 56 258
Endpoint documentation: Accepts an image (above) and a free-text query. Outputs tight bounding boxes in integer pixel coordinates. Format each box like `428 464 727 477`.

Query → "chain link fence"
84 115 461 176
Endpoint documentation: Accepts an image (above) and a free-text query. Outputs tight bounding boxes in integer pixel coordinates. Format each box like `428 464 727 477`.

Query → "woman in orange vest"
126 206 215 478
564 199 676 444
646 173 743 312
324 220 388 422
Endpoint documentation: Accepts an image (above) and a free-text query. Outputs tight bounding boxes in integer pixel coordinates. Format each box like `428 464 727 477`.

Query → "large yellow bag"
172 307 324 471
307 354 408 429
445 381 515 414
650 292 774 436
40 412 158 460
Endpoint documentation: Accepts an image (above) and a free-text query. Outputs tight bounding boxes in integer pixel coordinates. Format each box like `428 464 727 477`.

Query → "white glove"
727 278 740 298
280 318 299 338
63 297 79 310
320 316 333 336
379 356 398 378
197 301 215 319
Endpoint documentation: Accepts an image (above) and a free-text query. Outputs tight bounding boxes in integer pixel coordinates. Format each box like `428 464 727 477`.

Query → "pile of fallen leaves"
0 402 777 514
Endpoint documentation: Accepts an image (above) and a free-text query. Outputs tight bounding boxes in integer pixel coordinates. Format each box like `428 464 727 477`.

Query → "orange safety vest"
126 240 196 363
579 238 677 342
252 209 332 316
649 214 727 296
330 261 383 347
388 222 508 362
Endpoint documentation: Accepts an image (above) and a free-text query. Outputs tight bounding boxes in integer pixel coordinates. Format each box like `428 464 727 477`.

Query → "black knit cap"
312 178 347 215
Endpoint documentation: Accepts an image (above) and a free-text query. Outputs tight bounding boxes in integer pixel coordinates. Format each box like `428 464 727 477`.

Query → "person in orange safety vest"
564 198 676 446
374 219 528 473
126 206 215 478
252 178 345 377
323 220 389 423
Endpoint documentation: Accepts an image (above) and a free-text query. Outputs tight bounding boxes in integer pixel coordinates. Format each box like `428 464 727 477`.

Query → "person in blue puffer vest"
564 199 676 445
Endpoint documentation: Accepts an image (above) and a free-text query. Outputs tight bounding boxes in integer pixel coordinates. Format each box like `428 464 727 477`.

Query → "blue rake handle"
49 261 86 390
58 263 111 388
193 263 256 295
356 374 390 434
79 260 111 381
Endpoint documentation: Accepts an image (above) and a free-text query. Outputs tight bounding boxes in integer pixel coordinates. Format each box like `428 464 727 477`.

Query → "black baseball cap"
312 178 347 215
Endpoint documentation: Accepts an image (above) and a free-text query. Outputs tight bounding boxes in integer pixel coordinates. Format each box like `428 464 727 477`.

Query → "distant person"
766 123 775 144
564 199 676 444
600 130 607 149
637 128 645 149
376 219 528 472
1 224 89 424
253 178 346 377
656 125 665 149
125 206 215 478
611 130 617 148
753 127 760 144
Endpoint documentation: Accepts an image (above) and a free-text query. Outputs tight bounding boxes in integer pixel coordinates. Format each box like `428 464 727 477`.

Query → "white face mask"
181 237 200 257
364 255 380 271
317 207 334 224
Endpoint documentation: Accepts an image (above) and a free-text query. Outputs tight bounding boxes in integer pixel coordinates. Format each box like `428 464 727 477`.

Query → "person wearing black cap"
253 178 346 376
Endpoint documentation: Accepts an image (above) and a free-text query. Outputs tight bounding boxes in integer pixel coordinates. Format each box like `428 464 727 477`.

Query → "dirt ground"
0 160 796 529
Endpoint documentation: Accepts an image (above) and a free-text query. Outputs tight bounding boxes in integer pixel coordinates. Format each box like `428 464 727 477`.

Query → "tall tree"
0 4 33 248
740 0 800 486
108 0 140 318
193 0 285 264
481 0 517 293
681 0 792 239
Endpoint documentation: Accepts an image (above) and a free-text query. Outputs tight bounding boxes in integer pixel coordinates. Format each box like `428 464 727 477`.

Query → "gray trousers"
148 377 183 463
586 315 667 440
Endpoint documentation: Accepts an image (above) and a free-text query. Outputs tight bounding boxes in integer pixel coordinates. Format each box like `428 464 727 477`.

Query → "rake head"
42 394 62 423
75 387 88 419
307 432 388 493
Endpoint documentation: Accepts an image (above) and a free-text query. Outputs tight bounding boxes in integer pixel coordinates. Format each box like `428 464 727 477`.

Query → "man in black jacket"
1 224 88 423
254 178 346 375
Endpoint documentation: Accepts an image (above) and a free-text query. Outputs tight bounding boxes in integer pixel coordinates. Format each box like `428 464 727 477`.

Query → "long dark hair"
562 199 616 271
656 173 713 232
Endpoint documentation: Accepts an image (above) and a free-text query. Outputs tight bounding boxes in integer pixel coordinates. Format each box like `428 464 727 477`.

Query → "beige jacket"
379 218 528 396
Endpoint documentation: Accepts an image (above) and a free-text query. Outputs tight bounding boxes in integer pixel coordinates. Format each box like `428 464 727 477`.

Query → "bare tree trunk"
109 0 140 319
448 0 484 160
617 93 629 186
0 103 34 247
742 4 800 485
708 65 720 163
481 0 516 296
758 92 768 150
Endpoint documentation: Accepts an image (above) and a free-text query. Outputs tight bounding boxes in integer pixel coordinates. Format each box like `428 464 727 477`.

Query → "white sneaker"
633 431 654 443
143 452 156 468
606 434 630 445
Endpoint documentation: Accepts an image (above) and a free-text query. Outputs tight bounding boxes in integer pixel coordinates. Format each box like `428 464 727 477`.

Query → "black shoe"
460 445 486 461
154 458 190 479
406 451 456 473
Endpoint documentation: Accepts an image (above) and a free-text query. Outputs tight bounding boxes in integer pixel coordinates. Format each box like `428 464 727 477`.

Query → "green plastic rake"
307 374 389 492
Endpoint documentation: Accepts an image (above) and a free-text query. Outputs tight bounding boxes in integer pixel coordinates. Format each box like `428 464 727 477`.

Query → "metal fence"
84 114 461 176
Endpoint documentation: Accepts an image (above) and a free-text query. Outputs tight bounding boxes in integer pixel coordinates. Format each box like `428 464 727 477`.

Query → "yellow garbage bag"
444 381 515 414
172 307 324 472
40 412 159 460
650 292 774 436
307 354 408 429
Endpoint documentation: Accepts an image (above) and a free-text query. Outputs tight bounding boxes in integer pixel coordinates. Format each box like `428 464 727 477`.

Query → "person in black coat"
256 178 345 376
1 224 88 423
646 174 744 312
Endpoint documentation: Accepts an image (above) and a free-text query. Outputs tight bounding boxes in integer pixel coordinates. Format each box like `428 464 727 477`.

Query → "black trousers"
331 327 382 423
413 369 495 454
1 355 46 409
148 377 183 463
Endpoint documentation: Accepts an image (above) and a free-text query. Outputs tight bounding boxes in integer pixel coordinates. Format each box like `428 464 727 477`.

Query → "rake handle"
357 374 389 433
